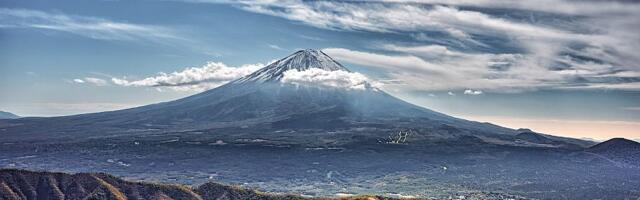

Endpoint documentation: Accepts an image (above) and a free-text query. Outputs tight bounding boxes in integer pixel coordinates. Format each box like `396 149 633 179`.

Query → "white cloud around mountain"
111 62 264 91
280 68 371 90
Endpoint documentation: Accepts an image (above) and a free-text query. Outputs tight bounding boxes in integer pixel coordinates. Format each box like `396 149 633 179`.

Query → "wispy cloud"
323 47 535 92
267 44 285 51
71 77 109 86
324 45 640 92
219 0 640 92
298 34 324 41
0 8 185 43
111 62 264 92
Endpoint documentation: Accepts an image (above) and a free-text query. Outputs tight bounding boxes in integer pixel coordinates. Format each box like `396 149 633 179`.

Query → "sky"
1 0 639 141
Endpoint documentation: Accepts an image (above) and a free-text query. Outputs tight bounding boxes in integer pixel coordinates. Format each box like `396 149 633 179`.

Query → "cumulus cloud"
280 68 372 90
112 62 264 92
463 89 483 95
0 8 184 43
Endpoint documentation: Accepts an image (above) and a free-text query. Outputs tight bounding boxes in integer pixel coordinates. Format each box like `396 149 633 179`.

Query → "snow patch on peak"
280 68 372 90
234 49 349 83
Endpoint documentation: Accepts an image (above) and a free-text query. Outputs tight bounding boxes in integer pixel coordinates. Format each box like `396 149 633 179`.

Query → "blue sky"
1 0 639 140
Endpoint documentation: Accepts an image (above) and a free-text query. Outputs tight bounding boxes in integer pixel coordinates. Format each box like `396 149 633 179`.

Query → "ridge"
233 49 348 84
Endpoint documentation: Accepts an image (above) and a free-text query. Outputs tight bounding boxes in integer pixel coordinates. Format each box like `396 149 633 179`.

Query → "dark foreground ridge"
0 169 525 200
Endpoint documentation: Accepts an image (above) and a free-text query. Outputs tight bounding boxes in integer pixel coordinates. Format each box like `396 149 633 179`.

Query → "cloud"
322 48 445 74
280 68 372 90
84 77 109 86
268 44 285 51
230 2 586 44
111 62 264 92
72 77 108 86
463 89 483 95
377 0 640 16
0 8 184 43
298 34 324 41
220 1 640 92
324 46 640 92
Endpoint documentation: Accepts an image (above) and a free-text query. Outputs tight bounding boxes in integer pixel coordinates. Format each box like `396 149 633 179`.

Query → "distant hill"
514 129 586 149
516 129 555 144
0 111 19 119
586 138 640 167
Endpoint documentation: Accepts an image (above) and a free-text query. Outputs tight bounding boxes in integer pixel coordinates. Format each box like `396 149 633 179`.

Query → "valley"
2 130 639 199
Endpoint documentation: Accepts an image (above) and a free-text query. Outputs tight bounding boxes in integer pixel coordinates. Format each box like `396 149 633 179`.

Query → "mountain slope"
0 49 588 149
0 111 19 119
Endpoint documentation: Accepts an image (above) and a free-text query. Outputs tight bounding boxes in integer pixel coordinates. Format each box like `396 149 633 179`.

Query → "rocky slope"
0 169 379 200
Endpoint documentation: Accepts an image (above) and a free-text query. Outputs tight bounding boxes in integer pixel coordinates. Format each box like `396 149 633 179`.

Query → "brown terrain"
0 169 528 200
0 169 400 200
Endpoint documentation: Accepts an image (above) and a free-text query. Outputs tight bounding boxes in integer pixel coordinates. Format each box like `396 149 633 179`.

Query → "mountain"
586 138 640 167
0 49 589 148
233 49 347 83
0 111 19 119
0 49 633 199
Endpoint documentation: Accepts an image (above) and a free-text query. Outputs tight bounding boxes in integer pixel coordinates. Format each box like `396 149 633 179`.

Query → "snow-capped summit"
234 49 348 83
